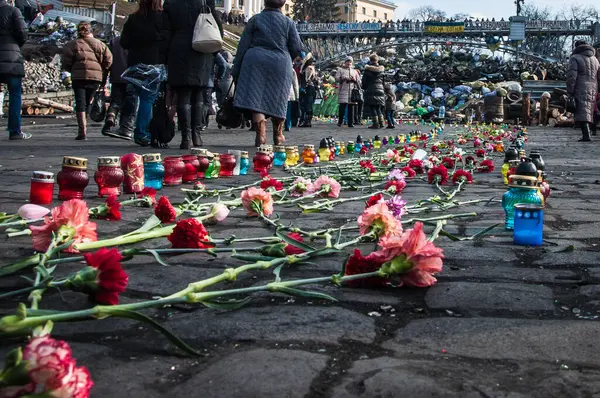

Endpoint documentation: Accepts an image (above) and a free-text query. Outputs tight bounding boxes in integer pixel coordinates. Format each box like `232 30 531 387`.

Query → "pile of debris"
370 51 568 83
22 56 70 94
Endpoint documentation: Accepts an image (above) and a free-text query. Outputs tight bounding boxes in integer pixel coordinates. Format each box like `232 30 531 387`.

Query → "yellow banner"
424 23 465 34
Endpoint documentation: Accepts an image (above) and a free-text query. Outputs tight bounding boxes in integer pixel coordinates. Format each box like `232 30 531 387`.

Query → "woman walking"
62 22 112 140
362 53 385 129
336 56 360 128
232 0 302 145
164 0 222 149
298 53 318 128
567 40 600 142
117 0 169 146
285 66 299 132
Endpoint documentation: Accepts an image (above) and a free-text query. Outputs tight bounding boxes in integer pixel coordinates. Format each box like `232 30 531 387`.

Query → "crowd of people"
219 11 247 26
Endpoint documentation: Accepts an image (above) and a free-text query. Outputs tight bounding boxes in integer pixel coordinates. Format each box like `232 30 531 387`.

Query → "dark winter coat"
109 37 127 84
362 64 385 107
0 0 27 77
120 11 170 67
163 0 223 88
385 91 396 110
232 8 302 119
62 35 113 82
567 44 600 123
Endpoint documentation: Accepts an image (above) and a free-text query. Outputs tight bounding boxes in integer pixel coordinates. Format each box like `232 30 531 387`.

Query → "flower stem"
299 190 385 212
7 229 33 238
0 217 44 228
275 189 326 205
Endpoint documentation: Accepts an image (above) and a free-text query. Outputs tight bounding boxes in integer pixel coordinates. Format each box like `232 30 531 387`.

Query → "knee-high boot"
272 117 285 145
192 102 204 147
178 104 192 149
255 119 267 147
580 122 592 142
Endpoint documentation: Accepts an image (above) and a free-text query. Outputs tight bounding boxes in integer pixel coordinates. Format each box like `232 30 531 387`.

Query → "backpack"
149 83 175 148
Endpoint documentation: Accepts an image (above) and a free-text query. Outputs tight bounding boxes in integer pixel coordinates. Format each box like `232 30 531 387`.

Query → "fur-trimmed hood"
365 64 384 73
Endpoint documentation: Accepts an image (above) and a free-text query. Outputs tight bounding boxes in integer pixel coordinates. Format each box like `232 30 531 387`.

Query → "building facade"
337 0 396 22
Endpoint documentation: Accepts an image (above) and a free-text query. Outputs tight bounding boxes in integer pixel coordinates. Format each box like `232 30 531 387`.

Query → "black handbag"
216 82 244 129
351 87 363 103
565 96 577 113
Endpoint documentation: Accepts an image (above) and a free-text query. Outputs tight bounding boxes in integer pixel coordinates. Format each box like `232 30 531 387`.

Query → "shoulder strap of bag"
199 0 211 14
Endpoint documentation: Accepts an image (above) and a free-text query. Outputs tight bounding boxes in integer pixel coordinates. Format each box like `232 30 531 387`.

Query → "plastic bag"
89 91 106 123
121 64 167 94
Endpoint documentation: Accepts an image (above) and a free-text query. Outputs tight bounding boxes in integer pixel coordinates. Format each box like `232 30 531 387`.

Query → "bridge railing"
296 20 595 34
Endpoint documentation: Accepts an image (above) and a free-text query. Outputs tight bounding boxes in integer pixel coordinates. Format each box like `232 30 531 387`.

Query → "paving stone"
532 251 600 267
383 318 600 366
440 242 518 263
580 285 600 297
438 265 580 284
425 282 555 312
171 349 328 398
165 305 376 345
546 223 600 239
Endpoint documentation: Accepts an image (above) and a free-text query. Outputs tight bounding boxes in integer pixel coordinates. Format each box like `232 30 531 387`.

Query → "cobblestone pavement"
0 118 599 397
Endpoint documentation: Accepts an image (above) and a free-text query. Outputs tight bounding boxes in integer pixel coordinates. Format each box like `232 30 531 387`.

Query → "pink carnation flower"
241 187 274 217
357 202 402 238
313 176 341 198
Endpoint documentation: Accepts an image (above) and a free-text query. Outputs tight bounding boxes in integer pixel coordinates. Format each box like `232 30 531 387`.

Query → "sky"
393 0 599 20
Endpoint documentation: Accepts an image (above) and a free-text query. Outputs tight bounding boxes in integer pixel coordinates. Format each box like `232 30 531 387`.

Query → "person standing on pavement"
298 53 318 128
566 40 600 142
232 0 303 146
0 0 28 140
62 22 113 140
362 53 386 129
336 56 360 128
285 65 299 132
102 34 138 139
119 0 170 147
384 83 396 129
164 0 222 149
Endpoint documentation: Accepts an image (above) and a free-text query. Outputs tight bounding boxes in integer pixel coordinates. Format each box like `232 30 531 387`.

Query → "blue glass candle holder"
513 204 544 246
273 146 287 167
239 151 250 175
143 154 165 190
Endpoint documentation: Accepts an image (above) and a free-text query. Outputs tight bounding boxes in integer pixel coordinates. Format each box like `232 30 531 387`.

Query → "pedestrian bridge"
297 20 600 66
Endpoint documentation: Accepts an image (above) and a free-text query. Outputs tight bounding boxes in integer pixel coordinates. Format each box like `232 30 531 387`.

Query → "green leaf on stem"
145 250 171 267
232 254 279 262
468 223 501 240
275 230 317 253
109 309 201 356
201 297 252 310
555 245 575 253
124 215 162 237
306 248 343 258
274 286 338 302
273 264 284 282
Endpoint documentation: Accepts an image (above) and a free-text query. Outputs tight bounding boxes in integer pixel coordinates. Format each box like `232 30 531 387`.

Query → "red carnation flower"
259 169 270 178
260 176 284 191
81 248 129 305
284 232 306 255
384 180 407 194
431 145 440 153
343 249 388 288
400 166 417 178
475 149 486 158
452 170 474 184
441 157 455 169
154 196 177 223
427 165 449 185
365 193 384 208
137 187 157 205
465 155 476 166
408 159 424 174
104 195 121 220
167 218 211 249
360 146 369 155
477 159 495 173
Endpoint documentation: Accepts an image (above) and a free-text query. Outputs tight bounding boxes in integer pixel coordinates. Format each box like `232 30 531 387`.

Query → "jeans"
338 103 354 126
285 101 293 130
370 105 383 117
131 83 160 139
386 110 395 126
1 76 22 135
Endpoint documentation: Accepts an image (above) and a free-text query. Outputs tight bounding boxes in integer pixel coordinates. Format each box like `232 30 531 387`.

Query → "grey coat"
232 8 302 119
567 44 600 123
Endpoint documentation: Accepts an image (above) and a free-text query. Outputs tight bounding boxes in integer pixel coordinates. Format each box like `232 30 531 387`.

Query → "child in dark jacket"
384 84 396 129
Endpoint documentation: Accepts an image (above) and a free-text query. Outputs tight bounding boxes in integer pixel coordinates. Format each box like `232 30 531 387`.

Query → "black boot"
178 104 192 149
580 123 592 142
300 113 312 128
107 92 136 140
192 102 204 147
591 123 597 136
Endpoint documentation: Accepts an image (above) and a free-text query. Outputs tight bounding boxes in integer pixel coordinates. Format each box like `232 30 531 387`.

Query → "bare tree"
452 13 471 21
520 3 553 20
408 6 446 21
560 4 599 21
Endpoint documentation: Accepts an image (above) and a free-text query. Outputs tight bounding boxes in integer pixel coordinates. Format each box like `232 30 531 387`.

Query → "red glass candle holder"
120 153 144 194
95 157 124 197
57 156 89 200
182 154 199 184
163 156 185 186
253 150 270 174
30 171 54 205
219 153 236 177
192 148 210 179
